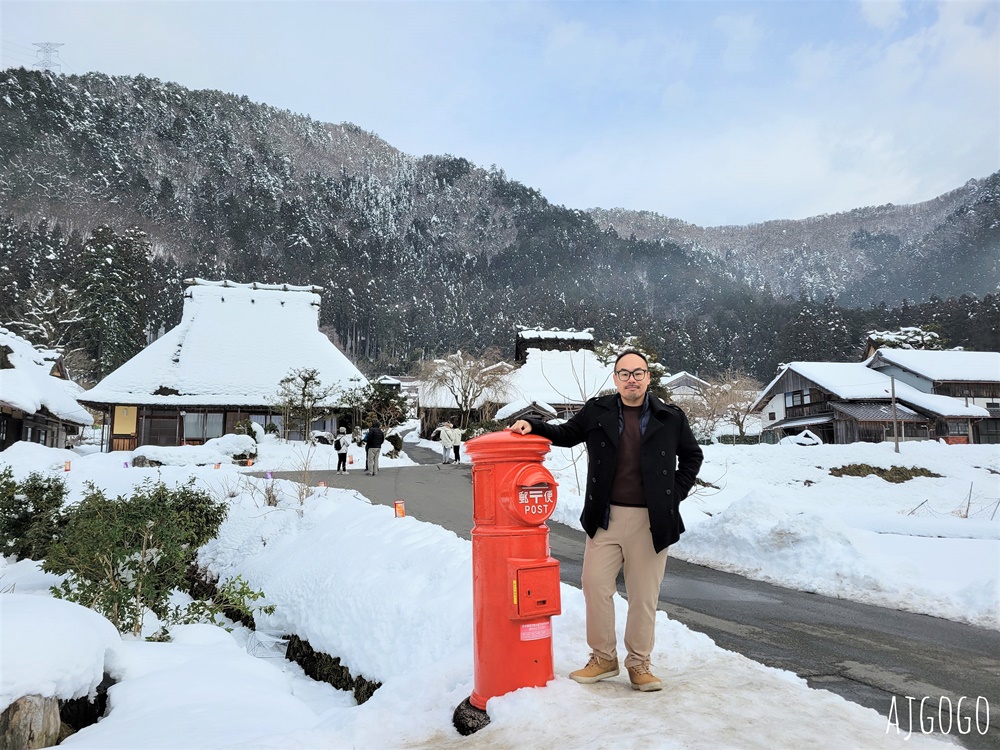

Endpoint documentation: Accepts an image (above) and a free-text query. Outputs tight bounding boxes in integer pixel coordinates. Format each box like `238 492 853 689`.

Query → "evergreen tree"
77 225 153 378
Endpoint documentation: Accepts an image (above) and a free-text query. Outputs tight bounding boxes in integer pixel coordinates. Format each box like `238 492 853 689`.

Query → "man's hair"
614 349 649 369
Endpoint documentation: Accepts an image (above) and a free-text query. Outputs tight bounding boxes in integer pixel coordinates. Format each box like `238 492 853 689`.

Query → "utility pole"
32 42 64 73
890 376 900 454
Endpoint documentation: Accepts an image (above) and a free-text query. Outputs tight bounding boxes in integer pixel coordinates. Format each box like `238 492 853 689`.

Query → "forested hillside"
0 67 996 384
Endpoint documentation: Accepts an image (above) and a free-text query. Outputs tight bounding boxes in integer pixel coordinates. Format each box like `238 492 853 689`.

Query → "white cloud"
859 0 907 31
713 12 766 73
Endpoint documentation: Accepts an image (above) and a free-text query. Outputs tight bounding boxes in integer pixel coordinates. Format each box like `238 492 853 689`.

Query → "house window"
768 412 776 421
988 402 999 409
183 413 224 442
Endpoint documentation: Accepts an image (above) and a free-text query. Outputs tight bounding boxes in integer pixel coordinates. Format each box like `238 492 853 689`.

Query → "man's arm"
511 410 588 448
674 413 704 500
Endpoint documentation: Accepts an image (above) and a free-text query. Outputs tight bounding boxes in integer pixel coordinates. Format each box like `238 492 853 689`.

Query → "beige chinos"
582 505 668 670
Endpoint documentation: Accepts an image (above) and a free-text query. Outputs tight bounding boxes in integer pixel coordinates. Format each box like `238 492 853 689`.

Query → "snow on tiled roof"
508 348 615 405
868 349 1000 383
760 362 988 418
516 327 595 341
81 281 367 407
662 371 709 388
495 399 558 420
0 328 93 425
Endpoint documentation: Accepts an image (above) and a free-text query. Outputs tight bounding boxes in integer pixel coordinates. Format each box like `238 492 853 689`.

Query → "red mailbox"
466 429 562 710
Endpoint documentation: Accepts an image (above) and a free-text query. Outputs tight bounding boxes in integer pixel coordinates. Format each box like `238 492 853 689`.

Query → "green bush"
163 574 275 635
0 468 68 561
717 435 761 445
43 478 228 636
234 418 258 442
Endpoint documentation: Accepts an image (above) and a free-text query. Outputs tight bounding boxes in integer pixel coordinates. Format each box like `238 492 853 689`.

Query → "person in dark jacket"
363 422 385 476
511 350 703 692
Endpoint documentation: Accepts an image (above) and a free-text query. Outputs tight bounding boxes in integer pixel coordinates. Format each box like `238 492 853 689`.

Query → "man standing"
363 422 385 476
510 350 702 692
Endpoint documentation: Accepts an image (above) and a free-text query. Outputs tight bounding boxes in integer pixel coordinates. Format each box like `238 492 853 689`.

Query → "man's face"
614 353 650 406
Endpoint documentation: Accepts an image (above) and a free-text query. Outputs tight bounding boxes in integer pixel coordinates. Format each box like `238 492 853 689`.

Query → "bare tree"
420 349 512 429
686 370 763 440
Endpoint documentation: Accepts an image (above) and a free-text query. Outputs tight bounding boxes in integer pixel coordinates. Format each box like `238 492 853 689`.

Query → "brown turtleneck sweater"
610 403 645 507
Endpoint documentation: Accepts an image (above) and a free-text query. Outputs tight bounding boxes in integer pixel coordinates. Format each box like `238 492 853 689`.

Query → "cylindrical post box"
466 429 562 710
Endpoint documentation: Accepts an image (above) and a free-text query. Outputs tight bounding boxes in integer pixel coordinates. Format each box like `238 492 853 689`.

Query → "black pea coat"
528 393 703 553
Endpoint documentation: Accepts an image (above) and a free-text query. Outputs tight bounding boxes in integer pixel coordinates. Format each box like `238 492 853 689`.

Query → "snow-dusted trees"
865 326 944 351
77 226 155 378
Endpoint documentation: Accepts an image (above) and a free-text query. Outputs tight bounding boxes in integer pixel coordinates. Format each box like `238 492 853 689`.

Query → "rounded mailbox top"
465 428 551 466
503 464 558 525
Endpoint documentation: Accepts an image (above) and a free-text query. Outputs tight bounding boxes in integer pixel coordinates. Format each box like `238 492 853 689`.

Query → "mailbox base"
453 696 491 736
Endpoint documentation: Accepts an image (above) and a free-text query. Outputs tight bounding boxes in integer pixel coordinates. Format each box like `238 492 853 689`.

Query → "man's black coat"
528 393 703 552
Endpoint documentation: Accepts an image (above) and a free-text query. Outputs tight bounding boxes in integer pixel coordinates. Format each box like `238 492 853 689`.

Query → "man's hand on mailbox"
510 420 533 435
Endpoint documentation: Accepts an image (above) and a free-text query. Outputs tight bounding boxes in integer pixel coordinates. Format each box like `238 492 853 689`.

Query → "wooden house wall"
933 382 1000 399
834 418 929 444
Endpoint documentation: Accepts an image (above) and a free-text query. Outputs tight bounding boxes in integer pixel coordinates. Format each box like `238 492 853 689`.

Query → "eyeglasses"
615 368 648 381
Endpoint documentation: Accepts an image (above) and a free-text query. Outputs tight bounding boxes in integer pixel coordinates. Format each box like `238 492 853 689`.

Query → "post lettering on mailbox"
517 483 553 521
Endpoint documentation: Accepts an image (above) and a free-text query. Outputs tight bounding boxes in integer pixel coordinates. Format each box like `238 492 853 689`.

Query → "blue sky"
1 0 997 226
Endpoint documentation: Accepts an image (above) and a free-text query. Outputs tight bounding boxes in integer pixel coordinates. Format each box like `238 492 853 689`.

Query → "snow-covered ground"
545 439 1000 629
2 429 995 748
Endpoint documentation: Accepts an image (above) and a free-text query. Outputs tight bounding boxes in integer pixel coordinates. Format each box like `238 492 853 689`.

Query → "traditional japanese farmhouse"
866 349 1000 444
0 327 94 450
753 361 989 444
514 326 595 363
504 347 616 418
79 280 367 451
417 361 514 435
661 371 710 401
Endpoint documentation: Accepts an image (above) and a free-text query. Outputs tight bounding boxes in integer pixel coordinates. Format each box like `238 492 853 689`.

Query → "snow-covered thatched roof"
516 326 594 342
0 327 93 426
80 280 367 408
755 362 988 418
507 348 615 406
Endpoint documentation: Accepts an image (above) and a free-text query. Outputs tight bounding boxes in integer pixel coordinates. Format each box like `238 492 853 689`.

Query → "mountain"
0 67 996 383
590 175 999 306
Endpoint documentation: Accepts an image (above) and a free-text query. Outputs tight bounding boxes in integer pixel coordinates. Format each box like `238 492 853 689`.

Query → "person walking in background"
334 426 349 475
442 420 465 464
430 421 452 464
510 350 702 693
363 422 385 476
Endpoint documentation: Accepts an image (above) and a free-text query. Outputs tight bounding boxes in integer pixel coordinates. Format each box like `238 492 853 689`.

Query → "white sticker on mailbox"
520 621 552 641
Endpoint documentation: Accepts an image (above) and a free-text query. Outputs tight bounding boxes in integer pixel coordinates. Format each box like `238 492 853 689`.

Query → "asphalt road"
258 446 1000 749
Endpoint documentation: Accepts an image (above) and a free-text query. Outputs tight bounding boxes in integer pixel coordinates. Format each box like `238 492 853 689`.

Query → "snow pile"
0 595 121 712
133 434 257 467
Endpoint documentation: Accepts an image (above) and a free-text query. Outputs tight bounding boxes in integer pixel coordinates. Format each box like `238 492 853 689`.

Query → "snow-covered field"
545 439 1000 629
2 430 995 748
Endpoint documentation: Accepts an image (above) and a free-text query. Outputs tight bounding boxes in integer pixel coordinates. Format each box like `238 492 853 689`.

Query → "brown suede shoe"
627 664 663 692
569 654 620 684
